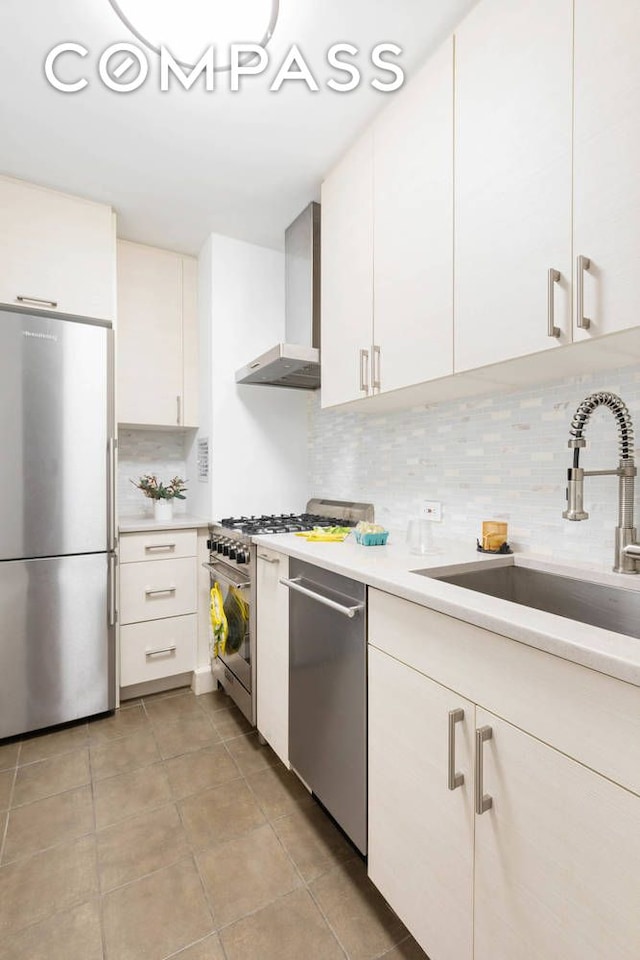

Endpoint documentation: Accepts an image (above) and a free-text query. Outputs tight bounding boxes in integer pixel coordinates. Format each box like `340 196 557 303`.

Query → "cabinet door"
321 132 374 408
573 0 640 339
117 241 183 426
181 256 199 428
0 177 116 322
256 549 289 767
474 708 640 960
373 38 454 393
368 646 474 960
454 0 573 371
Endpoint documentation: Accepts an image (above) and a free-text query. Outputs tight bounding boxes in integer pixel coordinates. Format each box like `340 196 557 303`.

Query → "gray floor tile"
164 744 241 801
2 785 94 864
0 743 20 773
19 724 89 765
197 823 301 926
102 857 214 960
93 761 172 829
0 899 103 960
310 858 409 960
180 778 265 850
12 749 90 807
90 729 160 781
272 801 355 882
225 731 280 776
97 802 190 891
154 714 221 760
221 888 344 960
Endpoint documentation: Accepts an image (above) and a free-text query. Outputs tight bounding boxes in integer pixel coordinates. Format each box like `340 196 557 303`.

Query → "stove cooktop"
218 513 355 536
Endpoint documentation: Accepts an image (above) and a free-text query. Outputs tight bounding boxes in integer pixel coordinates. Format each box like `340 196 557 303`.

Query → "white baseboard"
192 665 216 696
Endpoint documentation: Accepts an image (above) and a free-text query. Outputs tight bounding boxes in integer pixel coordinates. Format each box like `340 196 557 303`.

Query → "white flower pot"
153 499 174 523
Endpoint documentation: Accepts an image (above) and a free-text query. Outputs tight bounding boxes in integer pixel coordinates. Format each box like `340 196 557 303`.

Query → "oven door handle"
202 561 251 590
279 577 364 620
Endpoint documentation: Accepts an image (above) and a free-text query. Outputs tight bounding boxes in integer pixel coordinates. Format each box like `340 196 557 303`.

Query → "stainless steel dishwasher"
282 558 367 854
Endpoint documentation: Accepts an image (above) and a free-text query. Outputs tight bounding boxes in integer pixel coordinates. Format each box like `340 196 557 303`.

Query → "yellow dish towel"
295 532 350 542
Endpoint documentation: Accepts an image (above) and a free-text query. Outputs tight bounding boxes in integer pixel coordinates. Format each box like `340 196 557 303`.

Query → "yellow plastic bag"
209 582 228 659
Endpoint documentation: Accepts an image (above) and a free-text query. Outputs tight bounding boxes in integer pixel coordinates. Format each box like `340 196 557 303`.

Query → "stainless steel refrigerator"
0 307 116 739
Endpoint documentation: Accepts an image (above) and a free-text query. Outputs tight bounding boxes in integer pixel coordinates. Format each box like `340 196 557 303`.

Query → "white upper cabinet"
117 241 198 428
321 131 374 408
0 176 116 323
373 38 454 393
573 0 640 340
454 0 573 371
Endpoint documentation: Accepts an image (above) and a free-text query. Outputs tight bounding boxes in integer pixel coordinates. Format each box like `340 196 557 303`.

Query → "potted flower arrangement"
131 475 188 523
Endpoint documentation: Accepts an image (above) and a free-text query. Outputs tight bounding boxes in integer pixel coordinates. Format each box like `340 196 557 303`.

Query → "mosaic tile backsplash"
118 429 191 517
308 363 640 569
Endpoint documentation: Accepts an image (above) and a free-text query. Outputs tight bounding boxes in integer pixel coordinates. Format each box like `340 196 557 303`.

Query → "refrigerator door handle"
108 554 117 627
108 438 118 552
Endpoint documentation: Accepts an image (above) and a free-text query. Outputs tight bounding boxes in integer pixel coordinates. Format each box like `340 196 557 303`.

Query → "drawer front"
119 529 197 564
120 615 196 686
369 588 640 797
120 557 197 624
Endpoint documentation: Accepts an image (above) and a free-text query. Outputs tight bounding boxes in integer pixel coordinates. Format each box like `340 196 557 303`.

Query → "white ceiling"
0 0 478 255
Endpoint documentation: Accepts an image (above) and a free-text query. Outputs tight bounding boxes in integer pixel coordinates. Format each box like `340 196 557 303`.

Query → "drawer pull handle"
475 725 493 816
145 645 177 658
145 543 177 552
145 586 176 597
16 295 58 308
258 554 280 564
447 708 465 791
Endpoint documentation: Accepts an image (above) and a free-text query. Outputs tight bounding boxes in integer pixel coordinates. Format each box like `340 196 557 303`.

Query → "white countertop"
252 532 640 688
119 514 210 533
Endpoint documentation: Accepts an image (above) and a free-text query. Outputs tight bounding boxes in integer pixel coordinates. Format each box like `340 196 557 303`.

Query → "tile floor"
0 688 428 960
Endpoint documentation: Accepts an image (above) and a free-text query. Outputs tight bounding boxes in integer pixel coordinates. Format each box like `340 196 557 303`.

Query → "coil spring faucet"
563 391 640 573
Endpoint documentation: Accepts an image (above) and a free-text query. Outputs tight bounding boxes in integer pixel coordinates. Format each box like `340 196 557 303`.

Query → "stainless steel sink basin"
415 563 640 639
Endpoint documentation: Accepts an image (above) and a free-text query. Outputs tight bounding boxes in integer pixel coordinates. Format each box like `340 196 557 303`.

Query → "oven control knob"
236 550 247 565
229 546 237 560
206 538 213 551
223 543 231 557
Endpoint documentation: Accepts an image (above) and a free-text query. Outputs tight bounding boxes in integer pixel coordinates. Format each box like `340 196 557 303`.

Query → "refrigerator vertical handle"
108 438 118 553
108 554 117 627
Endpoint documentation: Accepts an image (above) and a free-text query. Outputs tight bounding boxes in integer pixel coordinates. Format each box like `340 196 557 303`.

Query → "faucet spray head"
563 467 589 521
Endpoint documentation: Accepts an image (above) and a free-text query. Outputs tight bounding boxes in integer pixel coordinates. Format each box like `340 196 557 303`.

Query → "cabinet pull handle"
447 708 465 791
258 554 280 564
280 576 364 619
547 269 561 338
176 395 182 425
16 295 58 308
359 349 370 394
145 586 176 597
576 255 591 330
475 726 493 815
145 645 177 658
145 543 176 552
372 345 381 391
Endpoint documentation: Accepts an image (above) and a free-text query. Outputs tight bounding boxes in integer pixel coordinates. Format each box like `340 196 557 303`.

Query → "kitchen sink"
414 561 640 639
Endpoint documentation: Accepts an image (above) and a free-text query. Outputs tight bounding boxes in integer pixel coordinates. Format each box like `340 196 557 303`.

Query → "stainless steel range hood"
236 202 321 390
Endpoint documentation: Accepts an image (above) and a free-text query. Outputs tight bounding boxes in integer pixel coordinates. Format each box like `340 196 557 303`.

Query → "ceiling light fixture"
105 0 280 71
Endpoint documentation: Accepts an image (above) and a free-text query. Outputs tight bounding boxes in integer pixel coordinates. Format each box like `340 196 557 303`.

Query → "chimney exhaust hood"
235 202 321 390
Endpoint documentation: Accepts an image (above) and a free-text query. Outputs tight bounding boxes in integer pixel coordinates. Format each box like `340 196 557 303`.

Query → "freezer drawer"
120 614 197 687
119 529 197 564
0 554 115 739
119 557 197 625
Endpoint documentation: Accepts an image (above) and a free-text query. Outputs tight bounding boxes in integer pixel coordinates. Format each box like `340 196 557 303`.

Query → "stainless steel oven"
205 500 375 725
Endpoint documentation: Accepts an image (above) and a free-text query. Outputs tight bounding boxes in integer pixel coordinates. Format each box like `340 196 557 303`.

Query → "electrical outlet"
421 500 442 522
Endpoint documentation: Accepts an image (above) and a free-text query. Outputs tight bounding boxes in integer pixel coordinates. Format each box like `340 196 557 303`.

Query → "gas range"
205 499 375 725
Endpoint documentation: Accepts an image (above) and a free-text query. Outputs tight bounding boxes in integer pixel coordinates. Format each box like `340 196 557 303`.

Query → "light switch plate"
421 500 442 522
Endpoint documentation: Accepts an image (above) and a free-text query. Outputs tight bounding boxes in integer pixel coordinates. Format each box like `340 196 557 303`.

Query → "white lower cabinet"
256 548 290 766
368 647 474 960
119 530 198 689
474 707 640 960
368 589 640 960
120 615 197 687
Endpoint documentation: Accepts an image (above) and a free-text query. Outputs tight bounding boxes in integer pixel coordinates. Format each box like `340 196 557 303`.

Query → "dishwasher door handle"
279 577 364 619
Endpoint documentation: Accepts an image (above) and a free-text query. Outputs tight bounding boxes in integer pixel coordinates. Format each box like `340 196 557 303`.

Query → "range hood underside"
235 343 320 390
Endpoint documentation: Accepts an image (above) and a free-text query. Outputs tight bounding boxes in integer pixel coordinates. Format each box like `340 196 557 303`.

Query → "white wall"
309 362 640 571
198 233 309 520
